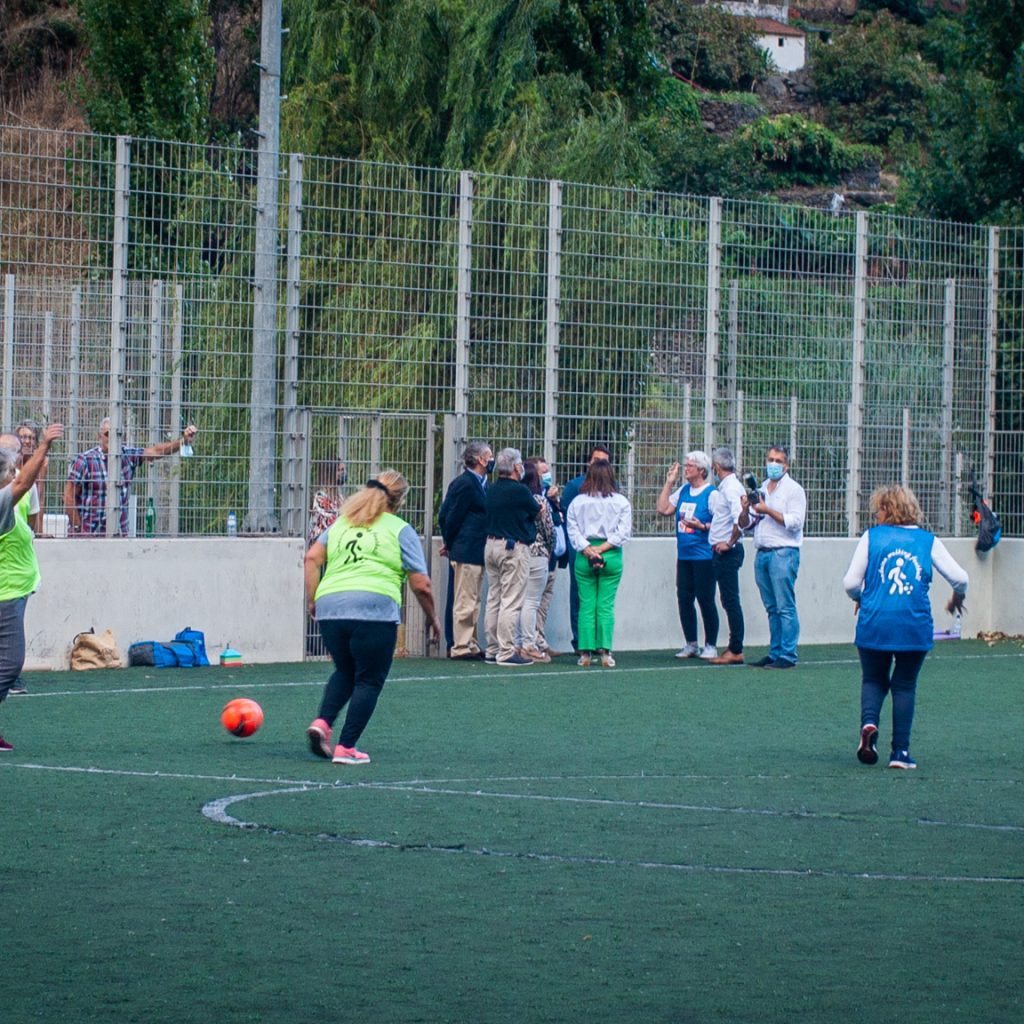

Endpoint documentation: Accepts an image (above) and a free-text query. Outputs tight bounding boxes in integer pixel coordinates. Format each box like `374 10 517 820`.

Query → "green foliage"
283 0 657 174
741 114 881 187
533 0 656 103
900 2 1024 224
812 11 933 149
648 0 770 91
73 0 215 141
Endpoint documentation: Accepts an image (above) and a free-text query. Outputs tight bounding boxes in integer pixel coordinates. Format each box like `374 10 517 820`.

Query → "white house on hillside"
752 17 807 73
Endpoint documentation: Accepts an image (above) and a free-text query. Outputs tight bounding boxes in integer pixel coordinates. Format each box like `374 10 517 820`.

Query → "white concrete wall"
26 538 306 670
758 34 806 73
436 537 1013 656
23 535 1018 670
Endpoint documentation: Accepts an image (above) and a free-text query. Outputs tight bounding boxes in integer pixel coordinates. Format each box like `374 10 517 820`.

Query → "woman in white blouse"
566 461 632 667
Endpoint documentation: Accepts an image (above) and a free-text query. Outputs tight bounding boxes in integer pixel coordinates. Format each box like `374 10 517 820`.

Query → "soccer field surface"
3 642 1022 1024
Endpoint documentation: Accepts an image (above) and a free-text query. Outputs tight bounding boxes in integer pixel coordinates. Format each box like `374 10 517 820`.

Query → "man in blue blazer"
439 441 494 659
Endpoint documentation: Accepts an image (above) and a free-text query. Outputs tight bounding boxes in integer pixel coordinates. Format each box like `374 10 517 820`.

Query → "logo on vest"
878 548 923 596
336 524 379 565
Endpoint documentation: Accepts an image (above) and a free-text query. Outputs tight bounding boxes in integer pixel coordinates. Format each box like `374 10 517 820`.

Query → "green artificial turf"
2 641 1022 1024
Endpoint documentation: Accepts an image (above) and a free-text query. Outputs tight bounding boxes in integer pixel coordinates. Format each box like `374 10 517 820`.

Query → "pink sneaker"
0 735 13 752
332 744 370 765
307 718 332 759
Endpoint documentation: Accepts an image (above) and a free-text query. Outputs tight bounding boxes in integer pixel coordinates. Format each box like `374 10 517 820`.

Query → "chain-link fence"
2 123 1022 541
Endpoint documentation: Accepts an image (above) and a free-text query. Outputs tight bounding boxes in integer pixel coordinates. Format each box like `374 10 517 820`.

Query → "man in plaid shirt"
64 418 198 536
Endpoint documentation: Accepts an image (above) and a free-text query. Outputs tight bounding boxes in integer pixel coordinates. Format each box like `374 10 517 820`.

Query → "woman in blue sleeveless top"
842 486 967 769
656 451 718 660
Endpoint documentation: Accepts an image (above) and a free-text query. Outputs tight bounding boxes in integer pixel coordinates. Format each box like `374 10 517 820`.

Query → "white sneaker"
675 644 699 659
699 645 718 660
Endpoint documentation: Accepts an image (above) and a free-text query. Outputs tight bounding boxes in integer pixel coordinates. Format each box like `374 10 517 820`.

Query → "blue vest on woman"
675 484 714 561
856 524 934 651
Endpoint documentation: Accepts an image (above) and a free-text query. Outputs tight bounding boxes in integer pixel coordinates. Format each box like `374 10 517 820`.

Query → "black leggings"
317 619 398 747
676 559 719 647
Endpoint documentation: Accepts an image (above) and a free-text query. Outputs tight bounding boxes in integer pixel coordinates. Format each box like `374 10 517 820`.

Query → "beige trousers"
483 539 530 661
450 561 485 656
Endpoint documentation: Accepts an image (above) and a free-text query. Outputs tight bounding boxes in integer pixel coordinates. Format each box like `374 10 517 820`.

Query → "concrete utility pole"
245 0 283 532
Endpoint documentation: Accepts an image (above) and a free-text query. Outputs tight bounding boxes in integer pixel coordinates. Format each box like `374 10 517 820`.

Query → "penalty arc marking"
200 780 1024 886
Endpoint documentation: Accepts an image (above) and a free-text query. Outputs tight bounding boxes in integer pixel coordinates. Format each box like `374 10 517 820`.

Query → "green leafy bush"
740 114 881 186
811 11 933 148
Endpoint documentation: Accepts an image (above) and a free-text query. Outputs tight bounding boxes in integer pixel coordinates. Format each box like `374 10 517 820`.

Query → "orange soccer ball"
220 698 264 738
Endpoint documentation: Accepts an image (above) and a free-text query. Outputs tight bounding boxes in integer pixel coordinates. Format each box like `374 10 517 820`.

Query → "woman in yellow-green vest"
304 470 441 765
0 423 63 752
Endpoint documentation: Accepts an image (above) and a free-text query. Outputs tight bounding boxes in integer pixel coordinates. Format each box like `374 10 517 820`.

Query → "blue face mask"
541 473 553 489
484 458 495 475
765 462 785 481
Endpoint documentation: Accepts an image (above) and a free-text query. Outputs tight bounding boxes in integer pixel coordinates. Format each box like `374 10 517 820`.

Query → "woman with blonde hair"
842 485 968 770
305 470 440 765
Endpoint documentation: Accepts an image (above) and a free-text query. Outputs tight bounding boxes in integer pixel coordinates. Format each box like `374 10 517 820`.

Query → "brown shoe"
709 650 744 665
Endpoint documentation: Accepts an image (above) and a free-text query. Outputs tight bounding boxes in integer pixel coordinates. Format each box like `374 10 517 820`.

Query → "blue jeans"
754 547 800 665
858 647 927 753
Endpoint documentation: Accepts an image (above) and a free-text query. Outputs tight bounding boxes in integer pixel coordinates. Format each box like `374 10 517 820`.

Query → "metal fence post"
901 407 911 487
43 310 54 424
246 0 284 534
940 277 956 532
69 286 81 459
845 211 868 537
3 274 14 430
703 197 722 450
168 284 183 536
454 171 474 447
543 179 562 467
106 135 131 538
146 279 164 520
281 152 304 536
984 227 999 499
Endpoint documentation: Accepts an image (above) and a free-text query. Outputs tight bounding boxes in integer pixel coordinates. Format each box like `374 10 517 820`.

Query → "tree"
812 11 934 149
900 0 1024 223
73 0 215 141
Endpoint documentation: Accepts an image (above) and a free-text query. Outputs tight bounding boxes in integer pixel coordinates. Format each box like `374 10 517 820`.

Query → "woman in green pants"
565 461 632 667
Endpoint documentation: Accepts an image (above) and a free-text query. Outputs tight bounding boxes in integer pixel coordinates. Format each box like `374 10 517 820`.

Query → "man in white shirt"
739 444 806 669
707 447 746 665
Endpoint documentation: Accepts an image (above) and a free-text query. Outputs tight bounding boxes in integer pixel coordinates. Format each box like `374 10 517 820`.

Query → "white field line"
199 786 1024 885
6 761 1021 834
19 648 1024 699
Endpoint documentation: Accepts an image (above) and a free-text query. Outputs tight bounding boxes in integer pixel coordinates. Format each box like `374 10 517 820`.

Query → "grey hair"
100 417 112 430
711 447 736 472
767 443 790 461
495 447 523 477
685 450 711 479
0 433 20 454
0 446 17 484
462 440 491 468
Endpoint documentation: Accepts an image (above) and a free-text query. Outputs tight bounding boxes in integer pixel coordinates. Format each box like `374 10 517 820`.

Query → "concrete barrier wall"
24 535 1017 670
27 538 306 670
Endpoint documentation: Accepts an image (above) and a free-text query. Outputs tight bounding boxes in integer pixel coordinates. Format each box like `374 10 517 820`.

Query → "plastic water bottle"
144 497 155 537
180 443 193 458
227 511 237 537
951 611 962 638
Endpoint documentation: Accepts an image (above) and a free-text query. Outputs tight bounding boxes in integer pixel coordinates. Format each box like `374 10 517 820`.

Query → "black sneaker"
9 683 27 695
857 723 879 765
748 656 775 668
888 750 917 770
763 659 794 669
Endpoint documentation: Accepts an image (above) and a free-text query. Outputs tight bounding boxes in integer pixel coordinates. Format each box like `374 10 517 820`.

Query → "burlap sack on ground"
70 628 122 670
